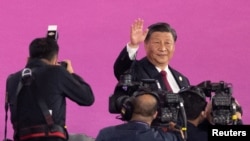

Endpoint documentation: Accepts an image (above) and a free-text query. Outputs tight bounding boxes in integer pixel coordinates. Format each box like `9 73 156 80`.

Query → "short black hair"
145 22 177 42
29 37 59 60
180 86 207 120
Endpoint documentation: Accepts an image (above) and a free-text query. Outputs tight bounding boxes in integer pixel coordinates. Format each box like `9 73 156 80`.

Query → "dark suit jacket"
114 47 190 91
95 121 179 141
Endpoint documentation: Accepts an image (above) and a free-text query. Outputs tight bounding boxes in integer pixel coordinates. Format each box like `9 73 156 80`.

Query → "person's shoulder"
98 125 117 134
169 66 186 75
101 123 128 132
7 70 22 81
154 128 180 141
45 65 68 74
138 57 149 63
169 66 189 80
138 57 156 69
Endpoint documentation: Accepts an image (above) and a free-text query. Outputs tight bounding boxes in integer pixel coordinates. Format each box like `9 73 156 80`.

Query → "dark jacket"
186 121 208 141
6 59 94 137
95 121 179 141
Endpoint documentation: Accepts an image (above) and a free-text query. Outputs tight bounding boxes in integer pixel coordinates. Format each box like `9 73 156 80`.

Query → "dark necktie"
160 70 172 92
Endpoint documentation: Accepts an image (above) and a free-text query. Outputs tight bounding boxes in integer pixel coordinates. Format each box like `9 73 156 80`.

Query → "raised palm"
130 18 149 47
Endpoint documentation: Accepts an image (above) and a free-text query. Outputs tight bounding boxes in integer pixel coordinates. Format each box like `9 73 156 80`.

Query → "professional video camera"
154 90 185 126
197 80 241 125
109 72 186 127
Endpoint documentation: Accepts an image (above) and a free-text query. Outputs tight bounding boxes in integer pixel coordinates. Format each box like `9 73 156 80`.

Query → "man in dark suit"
179 85 243 141
97 89 179 141
111 18 190 140
114 18 190 93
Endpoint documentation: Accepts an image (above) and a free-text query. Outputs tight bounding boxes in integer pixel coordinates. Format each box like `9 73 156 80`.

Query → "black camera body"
198 80 239 125
156 91 183 126
109 73 185 127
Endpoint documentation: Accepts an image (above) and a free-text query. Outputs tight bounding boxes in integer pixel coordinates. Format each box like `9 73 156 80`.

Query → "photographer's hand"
205 102 215 125
62 60 74 74
128 18 149 48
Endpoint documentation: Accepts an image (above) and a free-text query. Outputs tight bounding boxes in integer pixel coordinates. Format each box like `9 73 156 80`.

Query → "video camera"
197 80 241 125
109 72 186 127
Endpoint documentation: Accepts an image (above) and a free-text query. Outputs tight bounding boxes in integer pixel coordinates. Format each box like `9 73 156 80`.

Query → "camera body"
156 91 183 125
197 80 239 125
109 73 184 126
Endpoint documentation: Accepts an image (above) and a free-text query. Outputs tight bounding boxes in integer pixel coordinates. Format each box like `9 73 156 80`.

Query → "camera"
109 73 160 114
197 80 240 125
58 61 68 68
46 25 58 41
109 72 186 127
155 91 184 126
45 25 67 68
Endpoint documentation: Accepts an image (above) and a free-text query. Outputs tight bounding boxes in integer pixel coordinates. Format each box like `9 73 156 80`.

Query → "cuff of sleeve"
126 43 138 60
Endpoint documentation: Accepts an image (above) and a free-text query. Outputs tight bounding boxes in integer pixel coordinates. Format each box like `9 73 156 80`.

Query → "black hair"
145 22 177 42
179 86 207 120
29 37 59 60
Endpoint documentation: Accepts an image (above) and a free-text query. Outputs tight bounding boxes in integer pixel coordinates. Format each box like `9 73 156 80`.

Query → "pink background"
0 0 249 139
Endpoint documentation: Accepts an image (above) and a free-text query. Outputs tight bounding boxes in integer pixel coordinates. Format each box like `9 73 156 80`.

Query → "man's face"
144 32 175 69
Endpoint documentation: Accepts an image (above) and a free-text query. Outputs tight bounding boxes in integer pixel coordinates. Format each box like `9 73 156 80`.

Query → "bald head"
133 94 158 117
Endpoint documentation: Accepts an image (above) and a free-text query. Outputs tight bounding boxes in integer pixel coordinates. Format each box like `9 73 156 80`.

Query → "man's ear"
201 111 206 118
153 111 158 119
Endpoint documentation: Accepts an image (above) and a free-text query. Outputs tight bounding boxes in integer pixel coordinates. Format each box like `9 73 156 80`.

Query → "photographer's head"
180 86 207 126
144 22 177 70
29 37 59 65
121 89 159 125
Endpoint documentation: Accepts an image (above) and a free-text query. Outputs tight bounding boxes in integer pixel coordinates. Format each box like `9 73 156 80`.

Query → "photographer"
5 37 95 141
97 88 179 141
179 86 208 141
179 85 243 141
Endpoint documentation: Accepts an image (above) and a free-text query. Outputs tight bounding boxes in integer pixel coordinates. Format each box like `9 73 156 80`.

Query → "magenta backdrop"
1 0 249 139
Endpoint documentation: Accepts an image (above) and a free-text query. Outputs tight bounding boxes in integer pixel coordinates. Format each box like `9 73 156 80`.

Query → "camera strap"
4 90 11 141
5 68 67 140
3 70 26 141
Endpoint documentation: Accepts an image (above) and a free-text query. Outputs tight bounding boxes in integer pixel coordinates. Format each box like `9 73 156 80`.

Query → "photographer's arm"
60 61 94 106
61 59 74 73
